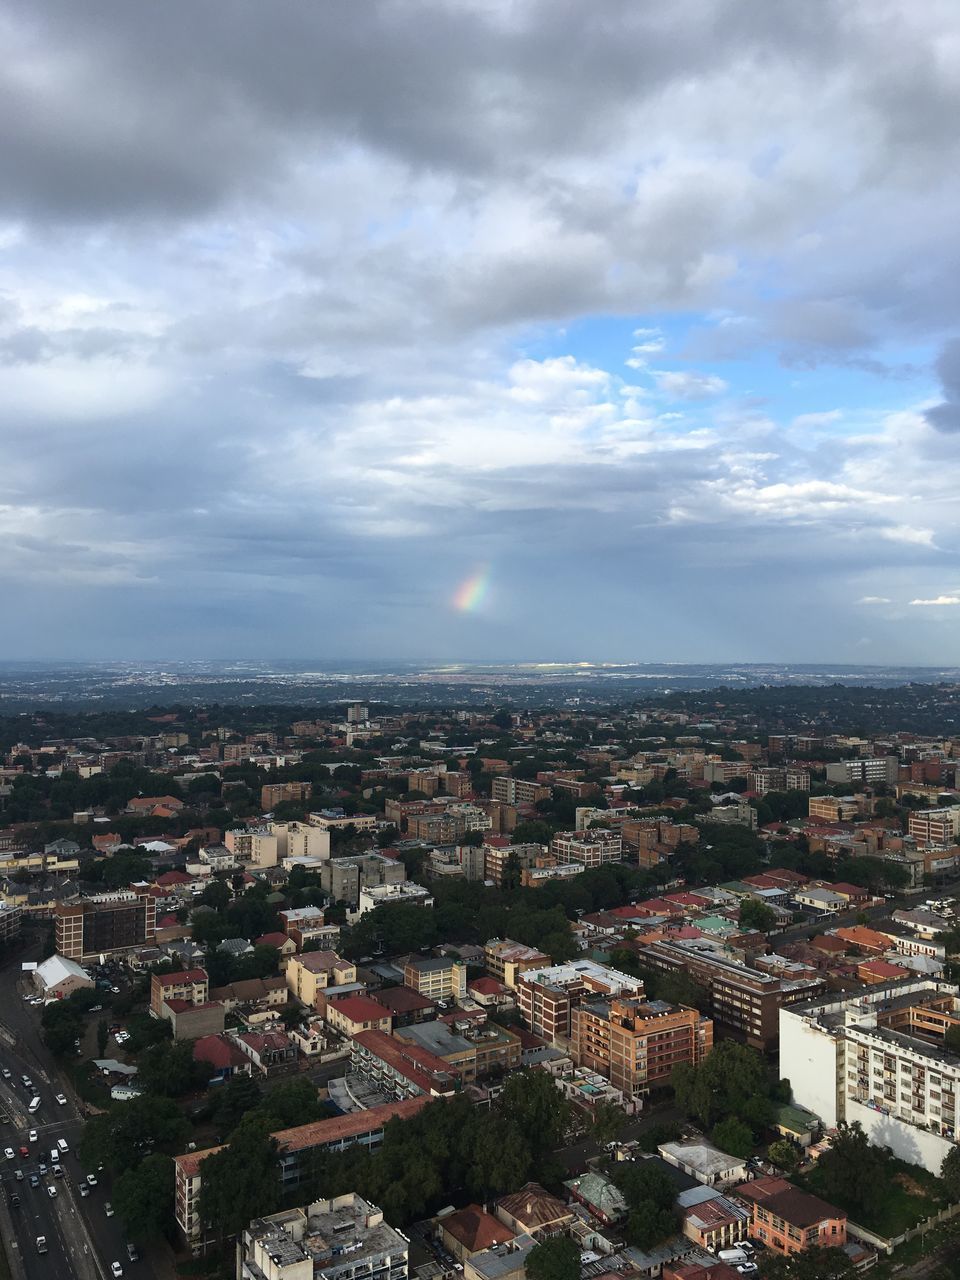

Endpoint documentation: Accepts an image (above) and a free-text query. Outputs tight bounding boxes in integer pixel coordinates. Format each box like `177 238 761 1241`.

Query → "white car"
47 1185 57 1198
86 1173 98 1187
111 1264 123 1278
104 1202 114 1217
1 1068 10 1079
55 1094 67 1106
4 1148 14 1160
28 1130 37 1142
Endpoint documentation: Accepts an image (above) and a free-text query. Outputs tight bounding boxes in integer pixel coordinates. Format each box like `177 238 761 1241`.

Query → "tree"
591 1099 627 1146
738 898 777 933
944 1024 960 1055
80 1095 189 1173
941 1145 960 1201
712 1116 754 1159
815 1122 891 1215
212 1073 264 1135
97 1018 109 1058
526 1237 580 1280
672 1041 776 1131
768 1139 801 1174
137 1039 208 1097
612 1161 678 1249
496 1069 571 1157
254 1078 329 1130
113 1154 174 1242
758 1246 853 1280
198 1119 281 1242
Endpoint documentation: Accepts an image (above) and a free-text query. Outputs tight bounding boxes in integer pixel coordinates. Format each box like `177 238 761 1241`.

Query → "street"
0 941 160 1280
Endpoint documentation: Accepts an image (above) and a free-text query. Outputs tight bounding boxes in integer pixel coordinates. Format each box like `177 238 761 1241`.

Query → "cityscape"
3 5 960 1280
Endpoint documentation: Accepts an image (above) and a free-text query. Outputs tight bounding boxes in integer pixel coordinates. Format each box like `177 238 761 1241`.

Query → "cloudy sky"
3 0 960 664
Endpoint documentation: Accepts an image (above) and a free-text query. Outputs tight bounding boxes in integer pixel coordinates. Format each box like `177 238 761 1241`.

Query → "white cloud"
879 524 936 547
857 596 892 605
652 370 728 400
910 596 960 607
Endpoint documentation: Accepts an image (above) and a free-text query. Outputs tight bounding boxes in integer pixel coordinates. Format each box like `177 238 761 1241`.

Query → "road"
0 941 156 1280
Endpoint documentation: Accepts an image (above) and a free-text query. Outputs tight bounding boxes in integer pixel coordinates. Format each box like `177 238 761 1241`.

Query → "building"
261 781 314 811
909 808 960 848
678 1188 750 1253
175 1098 430 1246
564 1172 628 1225
233 1029 298 1076
32 953 93 1000
658 1140 748 1187
321 853 406 908
237 1193 408 1280
54 890 157 960
287 953 358 1009
0 901 22 946
737 1176 846 1256
324 995 394 1038
356 882 434 916
516 960 644 1042
808 796 860 823
485 940 552 989
825 757 898 786
493 1182 573 1238
350 1028 461 1099
490 777 551 806
438 1205 515 1261
150 968 209 1018
779 978 960 1173
639 938 825 1051
309 810 379 834
369 986 437 1026
403 956 467 1002
549 830 622 869
572 997 713 1100
482 841 544 886
280 907 342 952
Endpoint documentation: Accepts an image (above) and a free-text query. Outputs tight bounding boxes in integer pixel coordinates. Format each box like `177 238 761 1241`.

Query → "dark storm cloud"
925 340 960 433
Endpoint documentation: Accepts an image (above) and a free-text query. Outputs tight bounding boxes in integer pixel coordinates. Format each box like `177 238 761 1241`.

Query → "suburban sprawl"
3 690 960 1280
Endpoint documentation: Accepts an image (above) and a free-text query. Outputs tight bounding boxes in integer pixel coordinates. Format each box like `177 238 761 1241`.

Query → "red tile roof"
329 995 392 1024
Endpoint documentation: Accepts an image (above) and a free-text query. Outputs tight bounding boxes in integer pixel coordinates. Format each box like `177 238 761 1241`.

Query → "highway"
0 942 158 1280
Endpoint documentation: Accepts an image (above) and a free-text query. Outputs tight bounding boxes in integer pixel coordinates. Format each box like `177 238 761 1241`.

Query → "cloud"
857 596 892 605
652 370 728 400
910 596 960 607
925 339 960 433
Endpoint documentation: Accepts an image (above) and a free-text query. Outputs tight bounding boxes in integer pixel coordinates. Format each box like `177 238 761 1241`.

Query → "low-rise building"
438 1205 515 1261
350 1028 461 1099
238 1193 408 1280
324 995 394 1038
678 1188 750 1253
484 939 552 989
737 1176 846 1256
32 953 94 1000
658 1140 748 1187
287 952 358 1009
403 955 467 1002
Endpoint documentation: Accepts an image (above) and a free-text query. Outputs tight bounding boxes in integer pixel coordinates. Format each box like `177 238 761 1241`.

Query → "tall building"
780 978 960 1174
55 891 157 960
549 829 622 869
490 776 551 806
825 756 899 786
908 808 960 847
238 1193 408 1280
516 960 644 1042
402 955 467 1002
484 938 552 989
572 997 713 1100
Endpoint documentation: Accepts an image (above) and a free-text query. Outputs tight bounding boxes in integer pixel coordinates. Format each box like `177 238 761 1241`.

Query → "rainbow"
452 564 491 612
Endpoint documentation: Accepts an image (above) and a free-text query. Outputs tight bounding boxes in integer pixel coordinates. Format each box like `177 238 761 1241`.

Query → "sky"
2 0 960 665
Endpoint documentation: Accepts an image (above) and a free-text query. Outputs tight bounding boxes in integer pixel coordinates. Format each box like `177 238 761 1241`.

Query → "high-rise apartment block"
516 960 644 1042
490 776 551 806
549 829 622 869
55 891 157 960
572 997 713 1100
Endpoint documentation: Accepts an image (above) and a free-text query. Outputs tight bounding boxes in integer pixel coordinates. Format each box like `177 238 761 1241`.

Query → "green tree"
497 1069 572 1157
198 1119 281 1242
525 1236 580 1280
815 1122 891 1215
254 1078 328 1129
212 1074 264 1135
672 1041 776 1130
113 1154 174 1241
944 1024 960 1055
758 1245 853 1280
80 1094 190 1173
711 1116 754 1159
941 1145 960 1201
137 1039 208 1097
768 1139 801 1174
738 898 777 932
591 1099 627 1146
97 1018 109 1058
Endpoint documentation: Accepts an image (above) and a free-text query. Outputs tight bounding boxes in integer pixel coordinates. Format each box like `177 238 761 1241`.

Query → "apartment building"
150 968 209 1018
403 955 467 1002
572 997 713 1099
0 902 22 946
357 882 434 916
825 756 899 785
286 952 357 1009
279 906 342 952
226 822 330 869
321 853 406 907
55 890 157 960
394 1018 521 1081
909 808 960 848
549 829 622 870
261 781 313 810
736 1177 846 1256
308 810 378 834
780 979 960 1173
237 1193 408 1280
350 1028 461 1099
751 768 811 795
482 840 544 885
490 776 551 806
516 960 644 1042
484 938 553 989
807 796 860 823
702 800 758 830
639 939 825 1051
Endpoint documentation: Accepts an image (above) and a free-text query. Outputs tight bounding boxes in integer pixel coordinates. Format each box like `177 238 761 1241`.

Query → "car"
29 1174 39 1188
38 1162 47 1175
89 1004 103 1012
10 1192 20 1205
19 1146 28 1158
111 1263 124 1278
110 986 120 993
86 1173 98 1187
20 1075 31 1087
58 1138 69 1152
4 1148 14 1160
56 1093 67 1105
36 1236 47 1255
47 1185 57 1198
79 1183 90 1197
1 1068 10 1079
28 1129 37 1142
53 1166 63 1179
14 1169 23 1181
126 1244 140 1262
105 1201 115 1217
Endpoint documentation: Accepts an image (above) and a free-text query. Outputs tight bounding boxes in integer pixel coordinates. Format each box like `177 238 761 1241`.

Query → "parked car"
28 1129 37 1142
36 1237 47 1255
111 1264 123 1278
86 1173 98 1187
55 1093 68 1106
105 1202 115 1217
47 1186 57 1199
4 1148 14 1160
126 1244 140 1262
29 1175 39 1188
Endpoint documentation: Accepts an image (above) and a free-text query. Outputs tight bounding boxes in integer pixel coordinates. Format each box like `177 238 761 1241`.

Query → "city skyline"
2 2 960 662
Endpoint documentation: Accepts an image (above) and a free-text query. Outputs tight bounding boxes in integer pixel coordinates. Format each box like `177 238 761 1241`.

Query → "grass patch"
799 1156 947 1236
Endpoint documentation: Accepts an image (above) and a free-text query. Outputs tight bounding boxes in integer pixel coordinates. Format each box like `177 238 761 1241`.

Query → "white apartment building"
550 829 622 869
780 979 960 1174
355 882 434 918
238 1194 408 1280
